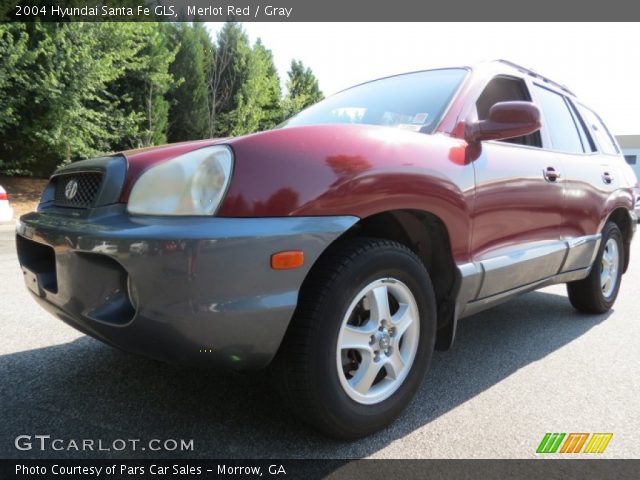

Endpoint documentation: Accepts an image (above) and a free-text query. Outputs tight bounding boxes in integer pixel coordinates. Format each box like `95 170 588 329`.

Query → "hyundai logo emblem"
64 179 79 200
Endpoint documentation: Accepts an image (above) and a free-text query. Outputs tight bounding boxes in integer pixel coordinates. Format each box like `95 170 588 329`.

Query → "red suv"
16 60 637 438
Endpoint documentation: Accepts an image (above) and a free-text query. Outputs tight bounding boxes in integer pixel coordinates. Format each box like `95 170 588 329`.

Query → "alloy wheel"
336 278 420 405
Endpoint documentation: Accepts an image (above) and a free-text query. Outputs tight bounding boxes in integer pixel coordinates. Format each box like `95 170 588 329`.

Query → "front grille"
53 172 103 208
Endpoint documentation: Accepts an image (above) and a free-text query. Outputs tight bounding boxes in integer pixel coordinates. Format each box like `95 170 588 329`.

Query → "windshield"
282 68 468 133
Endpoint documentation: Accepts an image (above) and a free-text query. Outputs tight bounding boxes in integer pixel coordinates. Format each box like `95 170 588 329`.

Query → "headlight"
127 146 233 216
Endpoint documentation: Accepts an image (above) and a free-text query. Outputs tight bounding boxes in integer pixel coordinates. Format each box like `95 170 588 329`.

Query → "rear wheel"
567 221 623 314
273 238 437 439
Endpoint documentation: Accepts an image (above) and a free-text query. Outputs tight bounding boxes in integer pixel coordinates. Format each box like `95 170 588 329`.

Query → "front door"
469 75 567 299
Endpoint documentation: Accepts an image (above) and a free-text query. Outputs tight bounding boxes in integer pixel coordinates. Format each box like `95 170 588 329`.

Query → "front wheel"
567 221 624 314
273 238 437 439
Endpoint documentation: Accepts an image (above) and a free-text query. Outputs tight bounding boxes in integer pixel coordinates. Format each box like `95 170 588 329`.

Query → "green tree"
257 41 284 131
0 23 146 176
194 21 216 138
231 39 282 136
0 21 324 176
283 59 324 119
0 24 30 133
141 24 178 146
166 23 208 142
109 23 177 149
205 21 251 137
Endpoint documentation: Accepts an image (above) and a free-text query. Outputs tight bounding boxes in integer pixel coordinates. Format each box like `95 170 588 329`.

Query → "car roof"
334 60 575 100
487 59 575 96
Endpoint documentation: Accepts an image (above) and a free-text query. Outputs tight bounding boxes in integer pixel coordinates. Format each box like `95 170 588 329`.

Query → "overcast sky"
206 22 639 135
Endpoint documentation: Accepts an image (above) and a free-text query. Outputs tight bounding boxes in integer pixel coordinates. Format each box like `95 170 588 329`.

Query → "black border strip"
3 0 640 22
2 459 639 480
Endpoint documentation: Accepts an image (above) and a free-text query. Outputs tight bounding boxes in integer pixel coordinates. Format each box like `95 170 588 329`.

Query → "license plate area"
23 267 44 297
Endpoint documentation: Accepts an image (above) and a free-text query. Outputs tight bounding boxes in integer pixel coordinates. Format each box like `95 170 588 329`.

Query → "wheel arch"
605 207 633 273
299 209 462 351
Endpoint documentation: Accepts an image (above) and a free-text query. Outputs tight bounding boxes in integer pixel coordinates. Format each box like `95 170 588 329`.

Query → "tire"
567 221 624 314
272 237 437 439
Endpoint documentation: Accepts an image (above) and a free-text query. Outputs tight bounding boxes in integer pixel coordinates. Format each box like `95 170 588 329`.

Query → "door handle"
602 172 614 184
543 166 561 182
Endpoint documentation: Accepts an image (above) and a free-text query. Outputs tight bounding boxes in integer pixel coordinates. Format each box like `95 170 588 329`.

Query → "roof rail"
494 59 575 96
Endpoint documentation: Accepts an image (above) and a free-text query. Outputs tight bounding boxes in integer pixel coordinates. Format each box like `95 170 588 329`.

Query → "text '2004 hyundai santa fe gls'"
16 60 637 439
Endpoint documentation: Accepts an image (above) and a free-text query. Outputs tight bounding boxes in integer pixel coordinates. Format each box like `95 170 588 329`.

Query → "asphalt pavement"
1 224 638 459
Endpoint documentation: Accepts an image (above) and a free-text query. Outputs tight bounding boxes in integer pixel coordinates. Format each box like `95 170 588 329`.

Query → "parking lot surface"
1 225 638 459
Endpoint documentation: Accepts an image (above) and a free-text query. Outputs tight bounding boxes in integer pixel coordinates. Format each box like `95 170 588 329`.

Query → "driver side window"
476 76 542 147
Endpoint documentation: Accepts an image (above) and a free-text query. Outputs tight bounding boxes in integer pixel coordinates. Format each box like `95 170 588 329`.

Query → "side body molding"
450 233 601 333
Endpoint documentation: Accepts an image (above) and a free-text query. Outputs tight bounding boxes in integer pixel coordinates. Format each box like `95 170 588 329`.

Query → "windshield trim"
430 67 471 134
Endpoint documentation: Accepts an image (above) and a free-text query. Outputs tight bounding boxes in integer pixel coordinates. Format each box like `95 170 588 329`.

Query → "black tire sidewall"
597 223 624 308
306 243 437 437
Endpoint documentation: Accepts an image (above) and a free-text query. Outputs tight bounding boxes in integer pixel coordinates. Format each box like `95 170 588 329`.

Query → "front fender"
218 124 475 262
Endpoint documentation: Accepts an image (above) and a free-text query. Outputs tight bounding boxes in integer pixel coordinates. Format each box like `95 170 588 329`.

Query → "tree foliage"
0 24 29 133
0 23 148 175
283 59 324 119
108 23 177 149
232 39 282 135
0 22 322 177
166 23 209 143
208 21 251 137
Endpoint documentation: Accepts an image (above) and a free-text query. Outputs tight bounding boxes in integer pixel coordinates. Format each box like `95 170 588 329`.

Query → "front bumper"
16 211 358 369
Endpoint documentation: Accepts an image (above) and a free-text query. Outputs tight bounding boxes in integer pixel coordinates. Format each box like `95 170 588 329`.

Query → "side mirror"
465 101 541 143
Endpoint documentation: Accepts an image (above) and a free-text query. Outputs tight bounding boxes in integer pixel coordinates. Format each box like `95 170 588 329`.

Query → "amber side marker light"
271 251 304 270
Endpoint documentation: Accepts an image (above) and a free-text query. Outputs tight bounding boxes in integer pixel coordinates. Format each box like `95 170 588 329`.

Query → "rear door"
529 87 612 273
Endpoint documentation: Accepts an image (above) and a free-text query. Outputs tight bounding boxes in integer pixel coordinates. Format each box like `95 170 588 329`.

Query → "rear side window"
533 85 584 153
577 105 620 155
566 100 596 152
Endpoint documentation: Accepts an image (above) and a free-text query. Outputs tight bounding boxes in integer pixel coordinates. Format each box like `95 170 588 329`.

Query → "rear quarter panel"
563 153 635 238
